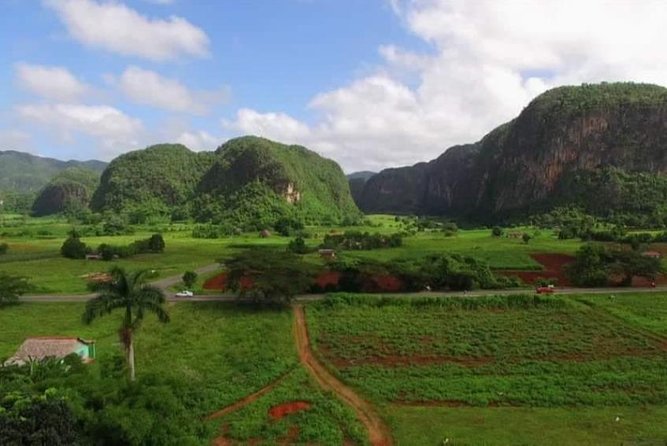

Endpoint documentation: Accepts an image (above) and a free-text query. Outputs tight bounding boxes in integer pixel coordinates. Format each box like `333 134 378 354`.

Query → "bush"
287 236 308 254
492 226 503 237
148 234 165 253
0 243 8 255
60 236 87 259
182 271 197 288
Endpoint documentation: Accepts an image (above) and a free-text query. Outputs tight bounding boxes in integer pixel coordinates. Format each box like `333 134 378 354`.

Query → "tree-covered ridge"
32 167 101 216
0 150 106 193
194 136 360 227
355 82 667 224
90 137 359 228
91 144 215 217
523 82 667 119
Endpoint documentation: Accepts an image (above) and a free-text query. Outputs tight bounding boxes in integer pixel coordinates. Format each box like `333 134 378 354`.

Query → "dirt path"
293 305 393 446
206 371 291 421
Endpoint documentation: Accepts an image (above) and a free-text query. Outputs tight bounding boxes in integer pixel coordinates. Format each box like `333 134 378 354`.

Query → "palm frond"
82 292 127 324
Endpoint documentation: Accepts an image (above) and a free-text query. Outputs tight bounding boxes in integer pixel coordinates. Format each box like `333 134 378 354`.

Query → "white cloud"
113 66 229 114
15 63 90 102
175 130 219 151
45 0 209 61
225 0 667 171
16 103 143 158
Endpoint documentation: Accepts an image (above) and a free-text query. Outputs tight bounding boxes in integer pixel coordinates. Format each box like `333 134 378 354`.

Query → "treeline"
321 231 403 250
61 232 165 260
312 254 520 293
566 243 663 287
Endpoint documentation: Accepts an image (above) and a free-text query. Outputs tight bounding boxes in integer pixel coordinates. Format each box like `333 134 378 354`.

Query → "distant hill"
347 171 376 181
355 82 667 224
347 171 376 207
92 136 360 227
32 167 101 216
0 150 106 193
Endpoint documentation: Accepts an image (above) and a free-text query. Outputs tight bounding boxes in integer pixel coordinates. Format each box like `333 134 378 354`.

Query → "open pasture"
0 214 585 295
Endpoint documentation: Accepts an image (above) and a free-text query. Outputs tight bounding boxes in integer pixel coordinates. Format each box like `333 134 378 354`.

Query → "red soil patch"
203 273 227 290
203 273 253 291
315 271 342 288
363 275 404 293
269 401 312 420
498 253 574 286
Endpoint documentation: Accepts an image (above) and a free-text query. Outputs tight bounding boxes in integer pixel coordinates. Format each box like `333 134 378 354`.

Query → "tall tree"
0 273 31 306
82 267 169 381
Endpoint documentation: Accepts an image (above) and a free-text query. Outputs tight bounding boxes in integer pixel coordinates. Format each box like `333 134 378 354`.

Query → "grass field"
308 293 667 445
0 301 366 445
0 214 584 295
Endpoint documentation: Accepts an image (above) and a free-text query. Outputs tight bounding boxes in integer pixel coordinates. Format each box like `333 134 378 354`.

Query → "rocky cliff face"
356 83 667 219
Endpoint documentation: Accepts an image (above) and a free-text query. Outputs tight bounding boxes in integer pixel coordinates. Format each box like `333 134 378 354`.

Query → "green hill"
91 137 360 227
91 144 215 217
194 136 360 228
31 167 101 216
0 150 105 193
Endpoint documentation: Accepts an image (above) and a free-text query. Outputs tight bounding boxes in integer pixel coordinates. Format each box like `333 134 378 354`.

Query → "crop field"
0 302 366 445
308 293 667 445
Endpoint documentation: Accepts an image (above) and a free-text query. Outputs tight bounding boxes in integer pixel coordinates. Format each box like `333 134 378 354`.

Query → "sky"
1 0 667 172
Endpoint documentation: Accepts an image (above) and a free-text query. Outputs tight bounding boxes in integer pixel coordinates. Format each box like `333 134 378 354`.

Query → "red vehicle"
536 284 556 294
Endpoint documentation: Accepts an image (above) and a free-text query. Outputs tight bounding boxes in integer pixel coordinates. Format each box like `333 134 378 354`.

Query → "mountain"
355 82 667 222
0 150 106 193
32 167 102 216
92 136 360 227
91 144 215 217
347 171 377 181
347 171 377 207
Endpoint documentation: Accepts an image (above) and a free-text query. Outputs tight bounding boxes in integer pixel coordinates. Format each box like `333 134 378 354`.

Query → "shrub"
61 236 87 259
182 271 197 288
0 243 8 255
287 236 308 254
492 226 503 237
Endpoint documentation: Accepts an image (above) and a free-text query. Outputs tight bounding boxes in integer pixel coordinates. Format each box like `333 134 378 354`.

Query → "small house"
85 253 102 260
318 249 336 260
642 251 662 259
4 337 96 366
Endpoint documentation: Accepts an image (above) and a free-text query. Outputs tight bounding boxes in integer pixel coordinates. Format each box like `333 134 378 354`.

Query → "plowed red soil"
498 253 574 286
203 273 253 291
269 401 312 420
206 373 290 421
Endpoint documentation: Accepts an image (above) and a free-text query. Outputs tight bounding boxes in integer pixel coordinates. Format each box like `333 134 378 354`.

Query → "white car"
175 290 194 298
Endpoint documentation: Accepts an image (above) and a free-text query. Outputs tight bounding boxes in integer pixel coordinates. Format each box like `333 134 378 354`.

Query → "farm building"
4 337 96 366
318 249 337 260
641 251 662 259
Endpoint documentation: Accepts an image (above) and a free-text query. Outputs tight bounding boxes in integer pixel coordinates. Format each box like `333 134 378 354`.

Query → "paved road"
19 264 667 304
20 263 222 302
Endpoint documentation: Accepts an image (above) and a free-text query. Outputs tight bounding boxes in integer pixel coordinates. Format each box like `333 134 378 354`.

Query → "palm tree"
83 267 170 381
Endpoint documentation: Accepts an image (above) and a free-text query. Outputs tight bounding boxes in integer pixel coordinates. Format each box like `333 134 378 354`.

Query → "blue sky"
1 0 666 171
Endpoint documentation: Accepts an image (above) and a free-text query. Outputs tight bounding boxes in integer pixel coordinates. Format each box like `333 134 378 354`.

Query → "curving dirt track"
206 372 291 421
293 305 393 446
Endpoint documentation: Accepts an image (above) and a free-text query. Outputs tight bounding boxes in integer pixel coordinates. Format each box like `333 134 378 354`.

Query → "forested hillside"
0 150 105 193
91 137 360 228
91 144 215 219
32 167 101 216
356 82 667 225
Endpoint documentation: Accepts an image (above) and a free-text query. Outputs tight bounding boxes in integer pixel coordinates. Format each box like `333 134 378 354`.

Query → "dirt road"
293 305 393 446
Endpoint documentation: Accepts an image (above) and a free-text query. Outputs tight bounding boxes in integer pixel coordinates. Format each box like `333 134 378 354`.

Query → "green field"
308 294 667 445
0 302 366 445
0 214 584 295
